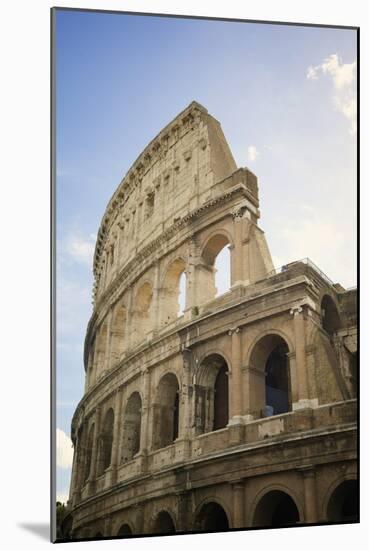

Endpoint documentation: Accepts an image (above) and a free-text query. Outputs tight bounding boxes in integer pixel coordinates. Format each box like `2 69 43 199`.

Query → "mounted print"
51 7 358 542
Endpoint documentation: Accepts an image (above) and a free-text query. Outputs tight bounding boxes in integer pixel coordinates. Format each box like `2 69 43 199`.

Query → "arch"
152 373 180 449
195 354 229 434
194 501 230 532
160 257 187 327
248 333 291 418
83 423 95 482
321 294 341 337
121 391 142 462
326 479 358 523
199 232 232 304
94 532 103 539
245 328 294 366
132 281 153 346
252 489 300 527
110 301 127 364
201 229 234 263
152 510 176 534
97 408 114 475
117 523 133 537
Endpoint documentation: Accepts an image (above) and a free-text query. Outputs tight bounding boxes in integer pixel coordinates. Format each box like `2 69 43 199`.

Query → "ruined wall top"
92 101 258 301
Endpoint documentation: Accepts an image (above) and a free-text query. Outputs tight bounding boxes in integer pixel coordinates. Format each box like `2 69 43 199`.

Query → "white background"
0 0 366 548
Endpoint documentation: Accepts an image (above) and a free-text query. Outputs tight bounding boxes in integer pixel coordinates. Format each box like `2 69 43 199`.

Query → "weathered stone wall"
65 102 357 540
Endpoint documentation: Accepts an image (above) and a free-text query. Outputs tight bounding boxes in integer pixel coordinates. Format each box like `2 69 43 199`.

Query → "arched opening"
253 490 300 527
161 258 186 327
327 480 358 523
94 532 103 539
249 334 291 418
117 523 133 537
321 295 341 337
83 424 95 482
121 392 142 462
195 354 229 434
97 408 114 476
215 245 231 296
152 511 176 534
195 502 229 532
153 373 180 449
110 302 127 365
133 282 153 346
200 234 231 304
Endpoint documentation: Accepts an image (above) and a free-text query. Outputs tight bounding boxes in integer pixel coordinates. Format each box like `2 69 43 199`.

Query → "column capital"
297 464 316 478
290 305 303 316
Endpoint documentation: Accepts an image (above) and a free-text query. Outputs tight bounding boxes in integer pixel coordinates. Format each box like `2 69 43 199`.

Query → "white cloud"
271 214 355 287
306 54 356 135
247 145 259 162
57 428 74 469
67 233 96 266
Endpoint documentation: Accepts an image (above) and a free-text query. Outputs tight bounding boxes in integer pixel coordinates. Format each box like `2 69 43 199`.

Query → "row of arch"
82 334 302 483
88 233 233 385
90 480 357 538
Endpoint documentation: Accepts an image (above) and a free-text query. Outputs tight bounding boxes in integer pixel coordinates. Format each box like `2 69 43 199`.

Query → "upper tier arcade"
92 101 261 303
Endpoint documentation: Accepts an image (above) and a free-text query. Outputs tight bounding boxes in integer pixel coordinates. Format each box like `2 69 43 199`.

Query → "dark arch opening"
214 364 229 430
195 502 229 532
94 532 103 539
83 424 95 482
253 490 300 527
152 511 176 534
153 373 180 449
117 524 133 537
327 480 358 523
196 354 229 434
265 343 290 415
321 295 341 337
97 408 114 475
121 392 142 462
249 334 291 418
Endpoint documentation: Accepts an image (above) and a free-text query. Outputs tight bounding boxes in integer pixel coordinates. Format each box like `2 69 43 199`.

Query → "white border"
1 1 366 547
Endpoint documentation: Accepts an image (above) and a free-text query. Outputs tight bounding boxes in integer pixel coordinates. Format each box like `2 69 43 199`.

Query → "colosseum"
64 101 358 540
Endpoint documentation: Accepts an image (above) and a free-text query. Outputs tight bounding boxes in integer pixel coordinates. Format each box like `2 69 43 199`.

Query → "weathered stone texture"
65 102 357 539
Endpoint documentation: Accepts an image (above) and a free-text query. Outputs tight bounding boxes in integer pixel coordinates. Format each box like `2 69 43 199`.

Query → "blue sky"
55 10 357 502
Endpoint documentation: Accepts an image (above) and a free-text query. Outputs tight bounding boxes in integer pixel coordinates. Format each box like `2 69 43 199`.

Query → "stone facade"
65 101 357 539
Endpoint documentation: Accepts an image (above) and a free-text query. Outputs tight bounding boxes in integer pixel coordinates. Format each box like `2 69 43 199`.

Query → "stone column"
299 466 318 523
151 261 160 335
126 287 134 350
290 306 314 409
231 217 243 286
108 388 124 484
178 349 193 456
185 238 197 318
229 327 243 420
231 480 245 528
177 491 191 532
88 407 101 492
139 368 151 470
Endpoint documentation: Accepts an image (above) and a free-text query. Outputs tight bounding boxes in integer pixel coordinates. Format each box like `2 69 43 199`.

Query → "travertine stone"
65 102 357 538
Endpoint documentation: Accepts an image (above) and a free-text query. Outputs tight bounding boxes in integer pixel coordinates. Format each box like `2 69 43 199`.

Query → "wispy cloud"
57 428 74 469
66 233 96 266
247 145 259 162
307 54 357 135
